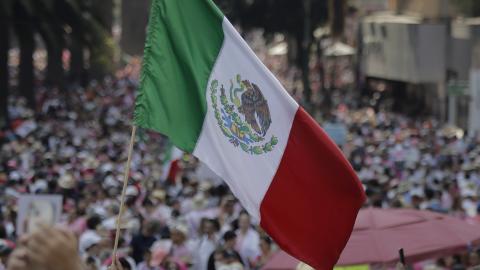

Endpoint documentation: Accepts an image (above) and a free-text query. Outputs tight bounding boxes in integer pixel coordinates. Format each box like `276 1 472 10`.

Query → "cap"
125 186 138 196
79 232 102 252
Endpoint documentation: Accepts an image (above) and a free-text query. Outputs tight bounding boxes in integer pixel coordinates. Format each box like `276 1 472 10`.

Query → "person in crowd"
208 231 243 270
130 220 160 263
137 250 161 270
169 224 194 266
2 47 480 270
81 233 102 269
0 239 15 270
217 196 237 233
235 211 260 266
79 215 103 255
249 236 274 270
194 218 220 270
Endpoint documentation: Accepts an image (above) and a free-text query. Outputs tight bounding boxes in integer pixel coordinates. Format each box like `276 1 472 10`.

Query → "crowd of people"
1 58 278 270
340 108 480 218
1 40 480 270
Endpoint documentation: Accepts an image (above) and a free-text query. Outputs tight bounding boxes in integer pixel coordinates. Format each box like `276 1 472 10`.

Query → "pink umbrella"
262 208 480 269
262 251 298 270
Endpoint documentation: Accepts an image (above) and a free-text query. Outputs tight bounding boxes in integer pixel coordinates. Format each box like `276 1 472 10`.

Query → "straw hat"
101 216 136 231
58 174 75 189
83 156 99 169
171 223 189 236
192 194 207 210
152 189 166 201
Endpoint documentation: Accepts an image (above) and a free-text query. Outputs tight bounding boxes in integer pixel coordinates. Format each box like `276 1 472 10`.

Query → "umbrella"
262 251 297 270
262 208 480 269
261 253 369 270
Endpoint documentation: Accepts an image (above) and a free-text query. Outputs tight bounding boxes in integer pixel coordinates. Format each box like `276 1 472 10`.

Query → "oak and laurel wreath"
210 79 278 155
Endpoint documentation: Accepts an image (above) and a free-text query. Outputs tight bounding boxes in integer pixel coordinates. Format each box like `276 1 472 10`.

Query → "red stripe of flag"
260 107 366 270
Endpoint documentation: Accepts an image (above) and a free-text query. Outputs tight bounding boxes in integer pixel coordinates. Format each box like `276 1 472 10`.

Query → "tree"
329 0 346 38
215 0 328 111
13 0 36 109
58 0 109 84
69 27 86 85
319 0 347 113
42 0 115 87
92 0 114 33
89 0 116 79
0 0 11 128
34 0 66 89
0 0 116 118
121 0 150 55
452 0 480 17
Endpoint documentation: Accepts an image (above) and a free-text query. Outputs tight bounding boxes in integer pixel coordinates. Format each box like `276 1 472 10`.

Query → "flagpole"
112 125 137 259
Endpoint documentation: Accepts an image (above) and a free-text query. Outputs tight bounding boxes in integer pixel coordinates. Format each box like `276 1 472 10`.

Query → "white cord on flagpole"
112 125 137 260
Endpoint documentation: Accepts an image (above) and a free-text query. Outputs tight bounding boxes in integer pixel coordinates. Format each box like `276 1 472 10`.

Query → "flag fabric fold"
135 0 366 269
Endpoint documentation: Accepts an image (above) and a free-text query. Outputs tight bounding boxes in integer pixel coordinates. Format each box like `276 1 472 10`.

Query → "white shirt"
236 228 260 266
193 235 218 270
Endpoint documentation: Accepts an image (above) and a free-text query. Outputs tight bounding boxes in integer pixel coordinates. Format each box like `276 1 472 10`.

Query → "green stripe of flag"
134 0 225 152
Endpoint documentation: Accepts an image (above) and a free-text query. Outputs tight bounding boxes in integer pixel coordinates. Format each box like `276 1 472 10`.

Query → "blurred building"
358 0 480 135
352 0 451 17
351 0 389 15
121 0 151 55
388 0 451 18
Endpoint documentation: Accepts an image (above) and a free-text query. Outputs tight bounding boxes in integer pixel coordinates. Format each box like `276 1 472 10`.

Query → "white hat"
125 186 138 196
79 232 102 253
31 180 48 193
9 172 21 181
101 216 135 230
103 175 119 189
89 206 107 218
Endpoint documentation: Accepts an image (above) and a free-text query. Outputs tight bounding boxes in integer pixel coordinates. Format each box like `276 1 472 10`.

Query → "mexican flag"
134 0 366 269
161 143 183 183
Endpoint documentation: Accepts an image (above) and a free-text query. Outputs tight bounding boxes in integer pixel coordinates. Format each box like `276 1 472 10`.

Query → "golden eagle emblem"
239 80 271 136
210 74 278 155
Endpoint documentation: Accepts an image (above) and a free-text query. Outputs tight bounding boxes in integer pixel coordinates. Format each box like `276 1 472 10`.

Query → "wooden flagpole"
112 125 137 259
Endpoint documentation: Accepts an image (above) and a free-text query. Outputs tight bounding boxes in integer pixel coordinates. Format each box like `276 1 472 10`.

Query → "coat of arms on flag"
209 74 278 155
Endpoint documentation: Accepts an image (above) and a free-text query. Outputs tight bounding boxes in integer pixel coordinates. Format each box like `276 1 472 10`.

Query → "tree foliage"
0 0 115 125
214 0 344 111
0 0 11 127
452 0 480 17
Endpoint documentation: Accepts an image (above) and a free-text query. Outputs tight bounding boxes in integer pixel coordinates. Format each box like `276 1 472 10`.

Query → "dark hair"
261 236 272 246
142 198 154 207
223 230 237 241
181 176 190 185
119 257 132 270
0 225 7 239
223 249 238 260
143 220 160 235
86 215 102 230
211 218 221 232
86 256 96 265
239 210 249 217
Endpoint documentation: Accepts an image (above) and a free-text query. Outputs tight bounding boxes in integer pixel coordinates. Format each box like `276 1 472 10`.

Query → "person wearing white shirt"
193 219 219 270
235 212 260 268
